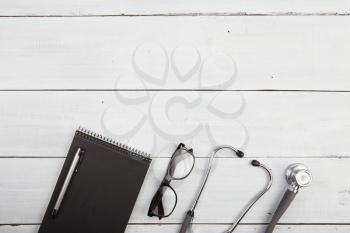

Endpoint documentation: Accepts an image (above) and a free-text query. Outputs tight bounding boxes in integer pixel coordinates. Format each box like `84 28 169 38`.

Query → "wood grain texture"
0 0 348 16
1 91 350 158
0 158 349 224
0 0 349 229
1 224 350 233
0 17 349 90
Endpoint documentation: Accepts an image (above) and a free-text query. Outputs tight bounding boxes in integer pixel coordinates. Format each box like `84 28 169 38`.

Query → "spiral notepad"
39 127 152 233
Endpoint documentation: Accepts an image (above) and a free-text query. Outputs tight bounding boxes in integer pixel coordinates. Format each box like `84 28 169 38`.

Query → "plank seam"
0 12 349 17
0 156 349 159
1 89 350 92
1 223 350 226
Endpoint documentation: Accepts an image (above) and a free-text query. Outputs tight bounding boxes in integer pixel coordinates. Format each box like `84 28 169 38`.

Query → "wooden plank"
0 158 349 224
0 0 348 16
1 224 350 233
1 91 350 158
0 17 349 90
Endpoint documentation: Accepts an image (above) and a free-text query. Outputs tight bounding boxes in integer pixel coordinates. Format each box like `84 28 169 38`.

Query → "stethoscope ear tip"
251 160 261 167
236 150 244 158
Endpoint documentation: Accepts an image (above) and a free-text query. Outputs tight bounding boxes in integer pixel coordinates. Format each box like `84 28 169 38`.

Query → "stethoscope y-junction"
178 145 273 233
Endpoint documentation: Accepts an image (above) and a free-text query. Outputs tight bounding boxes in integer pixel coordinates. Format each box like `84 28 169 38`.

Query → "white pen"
52 147 83 218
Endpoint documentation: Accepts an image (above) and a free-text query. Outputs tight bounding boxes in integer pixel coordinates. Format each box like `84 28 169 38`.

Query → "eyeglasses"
148 143 195 219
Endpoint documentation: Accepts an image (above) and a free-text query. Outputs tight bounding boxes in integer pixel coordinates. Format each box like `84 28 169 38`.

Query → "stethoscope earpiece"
235 150 245 158
251 160 261 167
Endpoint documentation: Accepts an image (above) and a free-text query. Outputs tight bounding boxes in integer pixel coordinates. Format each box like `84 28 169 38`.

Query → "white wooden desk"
0 1 349 232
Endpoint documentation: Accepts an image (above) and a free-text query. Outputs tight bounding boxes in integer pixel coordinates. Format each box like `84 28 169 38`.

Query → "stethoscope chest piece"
285 163 312 189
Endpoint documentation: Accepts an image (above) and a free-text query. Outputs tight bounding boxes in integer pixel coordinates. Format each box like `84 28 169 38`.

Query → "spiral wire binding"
77 126 151 162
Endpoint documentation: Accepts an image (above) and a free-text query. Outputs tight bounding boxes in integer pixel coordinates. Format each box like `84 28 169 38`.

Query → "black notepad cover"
39 129 151 233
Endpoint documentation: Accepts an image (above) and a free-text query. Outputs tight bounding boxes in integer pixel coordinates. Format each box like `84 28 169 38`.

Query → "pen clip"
52 147 84 218
74 149 84 173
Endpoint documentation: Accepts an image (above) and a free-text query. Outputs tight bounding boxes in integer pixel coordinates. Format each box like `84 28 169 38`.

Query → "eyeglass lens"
168 148 195 180
161 185 177 216
149 144 195 219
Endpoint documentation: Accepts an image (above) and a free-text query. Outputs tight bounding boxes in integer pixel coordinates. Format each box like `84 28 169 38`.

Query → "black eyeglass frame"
147 143 195 219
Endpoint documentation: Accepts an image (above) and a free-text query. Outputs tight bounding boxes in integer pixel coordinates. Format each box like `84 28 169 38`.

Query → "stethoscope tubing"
190 145 242 211
223 161 273 233
179 145 273 233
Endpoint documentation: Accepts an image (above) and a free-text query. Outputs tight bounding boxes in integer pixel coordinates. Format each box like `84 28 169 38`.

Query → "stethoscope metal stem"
265 163 312 233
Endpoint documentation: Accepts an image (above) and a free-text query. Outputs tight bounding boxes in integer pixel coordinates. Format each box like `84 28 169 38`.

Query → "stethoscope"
178 145 273 233
265 163 312 233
